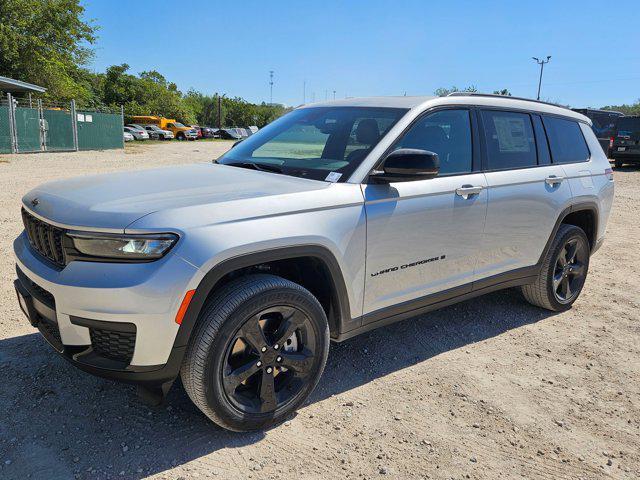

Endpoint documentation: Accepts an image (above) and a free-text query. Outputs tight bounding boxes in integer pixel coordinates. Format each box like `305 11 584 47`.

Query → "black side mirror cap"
370 148 440 183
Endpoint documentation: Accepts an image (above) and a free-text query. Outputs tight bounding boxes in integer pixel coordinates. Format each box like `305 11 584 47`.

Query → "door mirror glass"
372 148 439 182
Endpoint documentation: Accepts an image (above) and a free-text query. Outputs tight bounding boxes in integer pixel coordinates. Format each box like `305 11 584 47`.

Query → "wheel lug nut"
276 356 282 362
256 361 262 367
274 344 279 350
261 346 267 353
266 367 273 374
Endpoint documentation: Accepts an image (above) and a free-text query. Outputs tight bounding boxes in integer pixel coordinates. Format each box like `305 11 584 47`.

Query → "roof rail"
446 91 571 111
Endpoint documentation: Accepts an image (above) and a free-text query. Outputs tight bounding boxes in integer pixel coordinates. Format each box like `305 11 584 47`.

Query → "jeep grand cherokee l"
14 93 614 431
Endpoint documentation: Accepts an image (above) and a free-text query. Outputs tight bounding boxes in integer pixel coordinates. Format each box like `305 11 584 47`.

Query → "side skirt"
332 266 538 342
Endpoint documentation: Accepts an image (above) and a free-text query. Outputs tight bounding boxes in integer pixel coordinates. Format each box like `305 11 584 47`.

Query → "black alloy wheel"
552 236 588 304
221 305 316 415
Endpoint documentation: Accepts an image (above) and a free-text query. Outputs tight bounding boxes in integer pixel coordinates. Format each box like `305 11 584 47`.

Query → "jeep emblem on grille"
31 198 39 207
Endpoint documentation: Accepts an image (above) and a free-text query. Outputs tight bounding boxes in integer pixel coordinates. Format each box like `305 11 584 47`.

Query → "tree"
492 89 512 96
434 85 477 97
600 100 640 116
0 0 97 101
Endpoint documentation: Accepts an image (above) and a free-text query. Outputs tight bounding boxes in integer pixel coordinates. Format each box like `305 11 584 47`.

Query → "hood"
23 163 328 231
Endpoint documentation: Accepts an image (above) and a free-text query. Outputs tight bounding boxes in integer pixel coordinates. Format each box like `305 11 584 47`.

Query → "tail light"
609 137 614 148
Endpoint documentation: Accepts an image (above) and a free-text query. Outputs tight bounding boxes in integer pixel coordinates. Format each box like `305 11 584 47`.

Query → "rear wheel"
521 224 590 312
181 274 329 431
177 132 185 140
614 159 623 168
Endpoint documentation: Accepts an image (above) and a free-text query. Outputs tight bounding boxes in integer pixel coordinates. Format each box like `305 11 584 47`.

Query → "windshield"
173 122 186 128
617 117 640 133
217 106 407 181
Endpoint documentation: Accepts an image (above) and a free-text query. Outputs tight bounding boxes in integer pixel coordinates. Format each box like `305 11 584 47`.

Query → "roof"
300 96 436 109
572 108 624 116
299 94 590 123
0 76 46 93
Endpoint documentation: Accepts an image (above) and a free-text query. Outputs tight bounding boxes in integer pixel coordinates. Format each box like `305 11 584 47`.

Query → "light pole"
532 56 551 100
269 70 274 104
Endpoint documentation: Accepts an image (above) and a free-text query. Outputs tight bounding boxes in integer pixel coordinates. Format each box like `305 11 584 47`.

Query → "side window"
481 110 537 170
394 109 472 175
543 116 590 164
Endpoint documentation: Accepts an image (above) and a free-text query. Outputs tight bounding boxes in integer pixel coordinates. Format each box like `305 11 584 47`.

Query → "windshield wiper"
225 162 283 174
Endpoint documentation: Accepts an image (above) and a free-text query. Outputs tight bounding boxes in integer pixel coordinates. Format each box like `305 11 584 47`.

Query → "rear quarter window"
543 116 590 164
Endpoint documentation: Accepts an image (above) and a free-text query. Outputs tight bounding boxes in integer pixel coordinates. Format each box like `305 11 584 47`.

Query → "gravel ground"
0 142 638 480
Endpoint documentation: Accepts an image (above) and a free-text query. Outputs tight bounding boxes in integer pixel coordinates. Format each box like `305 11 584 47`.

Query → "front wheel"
521 224 590 311
614 159 623 168
176 132 185 141
180 274 330 431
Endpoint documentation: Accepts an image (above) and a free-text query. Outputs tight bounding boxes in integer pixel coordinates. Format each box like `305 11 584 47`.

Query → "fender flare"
537 201 599 267
172 245 353 349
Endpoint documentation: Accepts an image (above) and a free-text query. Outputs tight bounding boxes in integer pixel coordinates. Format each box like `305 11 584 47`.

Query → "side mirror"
371 148 440 183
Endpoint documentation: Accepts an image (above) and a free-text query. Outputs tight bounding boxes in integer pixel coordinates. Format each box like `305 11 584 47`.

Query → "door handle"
455 185 483 199
545 175 565 186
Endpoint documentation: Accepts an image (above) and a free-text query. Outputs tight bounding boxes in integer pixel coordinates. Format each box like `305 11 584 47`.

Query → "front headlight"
67 232 178 261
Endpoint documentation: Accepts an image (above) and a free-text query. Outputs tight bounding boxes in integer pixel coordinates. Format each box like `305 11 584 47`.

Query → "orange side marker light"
175 289 196 325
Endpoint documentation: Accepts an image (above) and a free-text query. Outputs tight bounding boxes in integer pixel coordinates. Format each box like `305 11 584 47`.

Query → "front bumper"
13 232 200 385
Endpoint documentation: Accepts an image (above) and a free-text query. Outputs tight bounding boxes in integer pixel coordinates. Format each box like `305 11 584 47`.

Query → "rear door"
476 110 572 281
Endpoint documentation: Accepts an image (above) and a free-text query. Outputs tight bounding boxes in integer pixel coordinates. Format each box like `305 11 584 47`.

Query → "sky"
83 0 640 108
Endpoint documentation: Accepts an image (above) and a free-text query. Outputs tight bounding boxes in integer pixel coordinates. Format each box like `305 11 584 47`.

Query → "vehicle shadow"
0 288 557 480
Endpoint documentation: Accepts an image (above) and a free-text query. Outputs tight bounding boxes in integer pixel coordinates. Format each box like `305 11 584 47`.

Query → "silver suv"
13 94 614 431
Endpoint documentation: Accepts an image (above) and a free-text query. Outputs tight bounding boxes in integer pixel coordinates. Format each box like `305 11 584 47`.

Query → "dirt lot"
0 141 638 480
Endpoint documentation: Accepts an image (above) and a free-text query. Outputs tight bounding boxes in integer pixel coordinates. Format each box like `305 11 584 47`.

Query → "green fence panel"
43 109 74 151
14 107 41 152
0 106 11 154
77 111 122 150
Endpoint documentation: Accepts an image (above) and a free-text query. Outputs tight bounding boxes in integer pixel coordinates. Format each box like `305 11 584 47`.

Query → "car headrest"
355 119 380 145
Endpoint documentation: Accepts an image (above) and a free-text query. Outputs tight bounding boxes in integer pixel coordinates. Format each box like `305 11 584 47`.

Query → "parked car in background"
248 126 259 135
188 126 203 139
218 128 242 140
609 115 640 168
144 125 174 140
123 131 134 142
199 126 217 138
123 126 149 140
127 124 158 140
130 116 197 141
572 109 623 156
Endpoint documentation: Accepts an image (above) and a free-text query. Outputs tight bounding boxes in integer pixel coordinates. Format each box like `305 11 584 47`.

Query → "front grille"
21 208 66 268
90 328 136 364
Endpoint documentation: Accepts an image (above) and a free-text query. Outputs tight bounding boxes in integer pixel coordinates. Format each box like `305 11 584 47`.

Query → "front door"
362 108 487 317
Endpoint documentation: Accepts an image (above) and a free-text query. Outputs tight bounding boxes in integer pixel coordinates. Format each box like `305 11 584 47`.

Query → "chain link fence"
0 94 124 154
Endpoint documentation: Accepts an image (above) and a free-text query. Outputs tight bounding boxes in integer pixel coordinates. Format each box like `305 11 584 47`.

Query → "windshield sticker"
325 172 342 182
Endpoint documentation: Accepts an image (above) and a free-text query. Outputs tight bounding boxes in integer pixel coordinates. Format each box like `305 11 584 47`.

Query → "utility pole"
333 90 336 100
269 70 274 105
532 56 551 100
217 94 226 129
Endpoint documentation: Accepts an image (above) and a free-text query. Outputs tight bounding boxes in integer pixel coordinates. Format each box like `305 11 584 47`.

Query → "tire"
614 159 623 168
177 132 185 141
520 224 590 312
180 274 330 431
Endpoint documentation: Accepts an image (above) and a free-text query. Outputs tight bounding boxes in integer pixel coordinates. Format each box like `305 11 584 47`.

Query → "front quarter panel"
126 183 367 323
